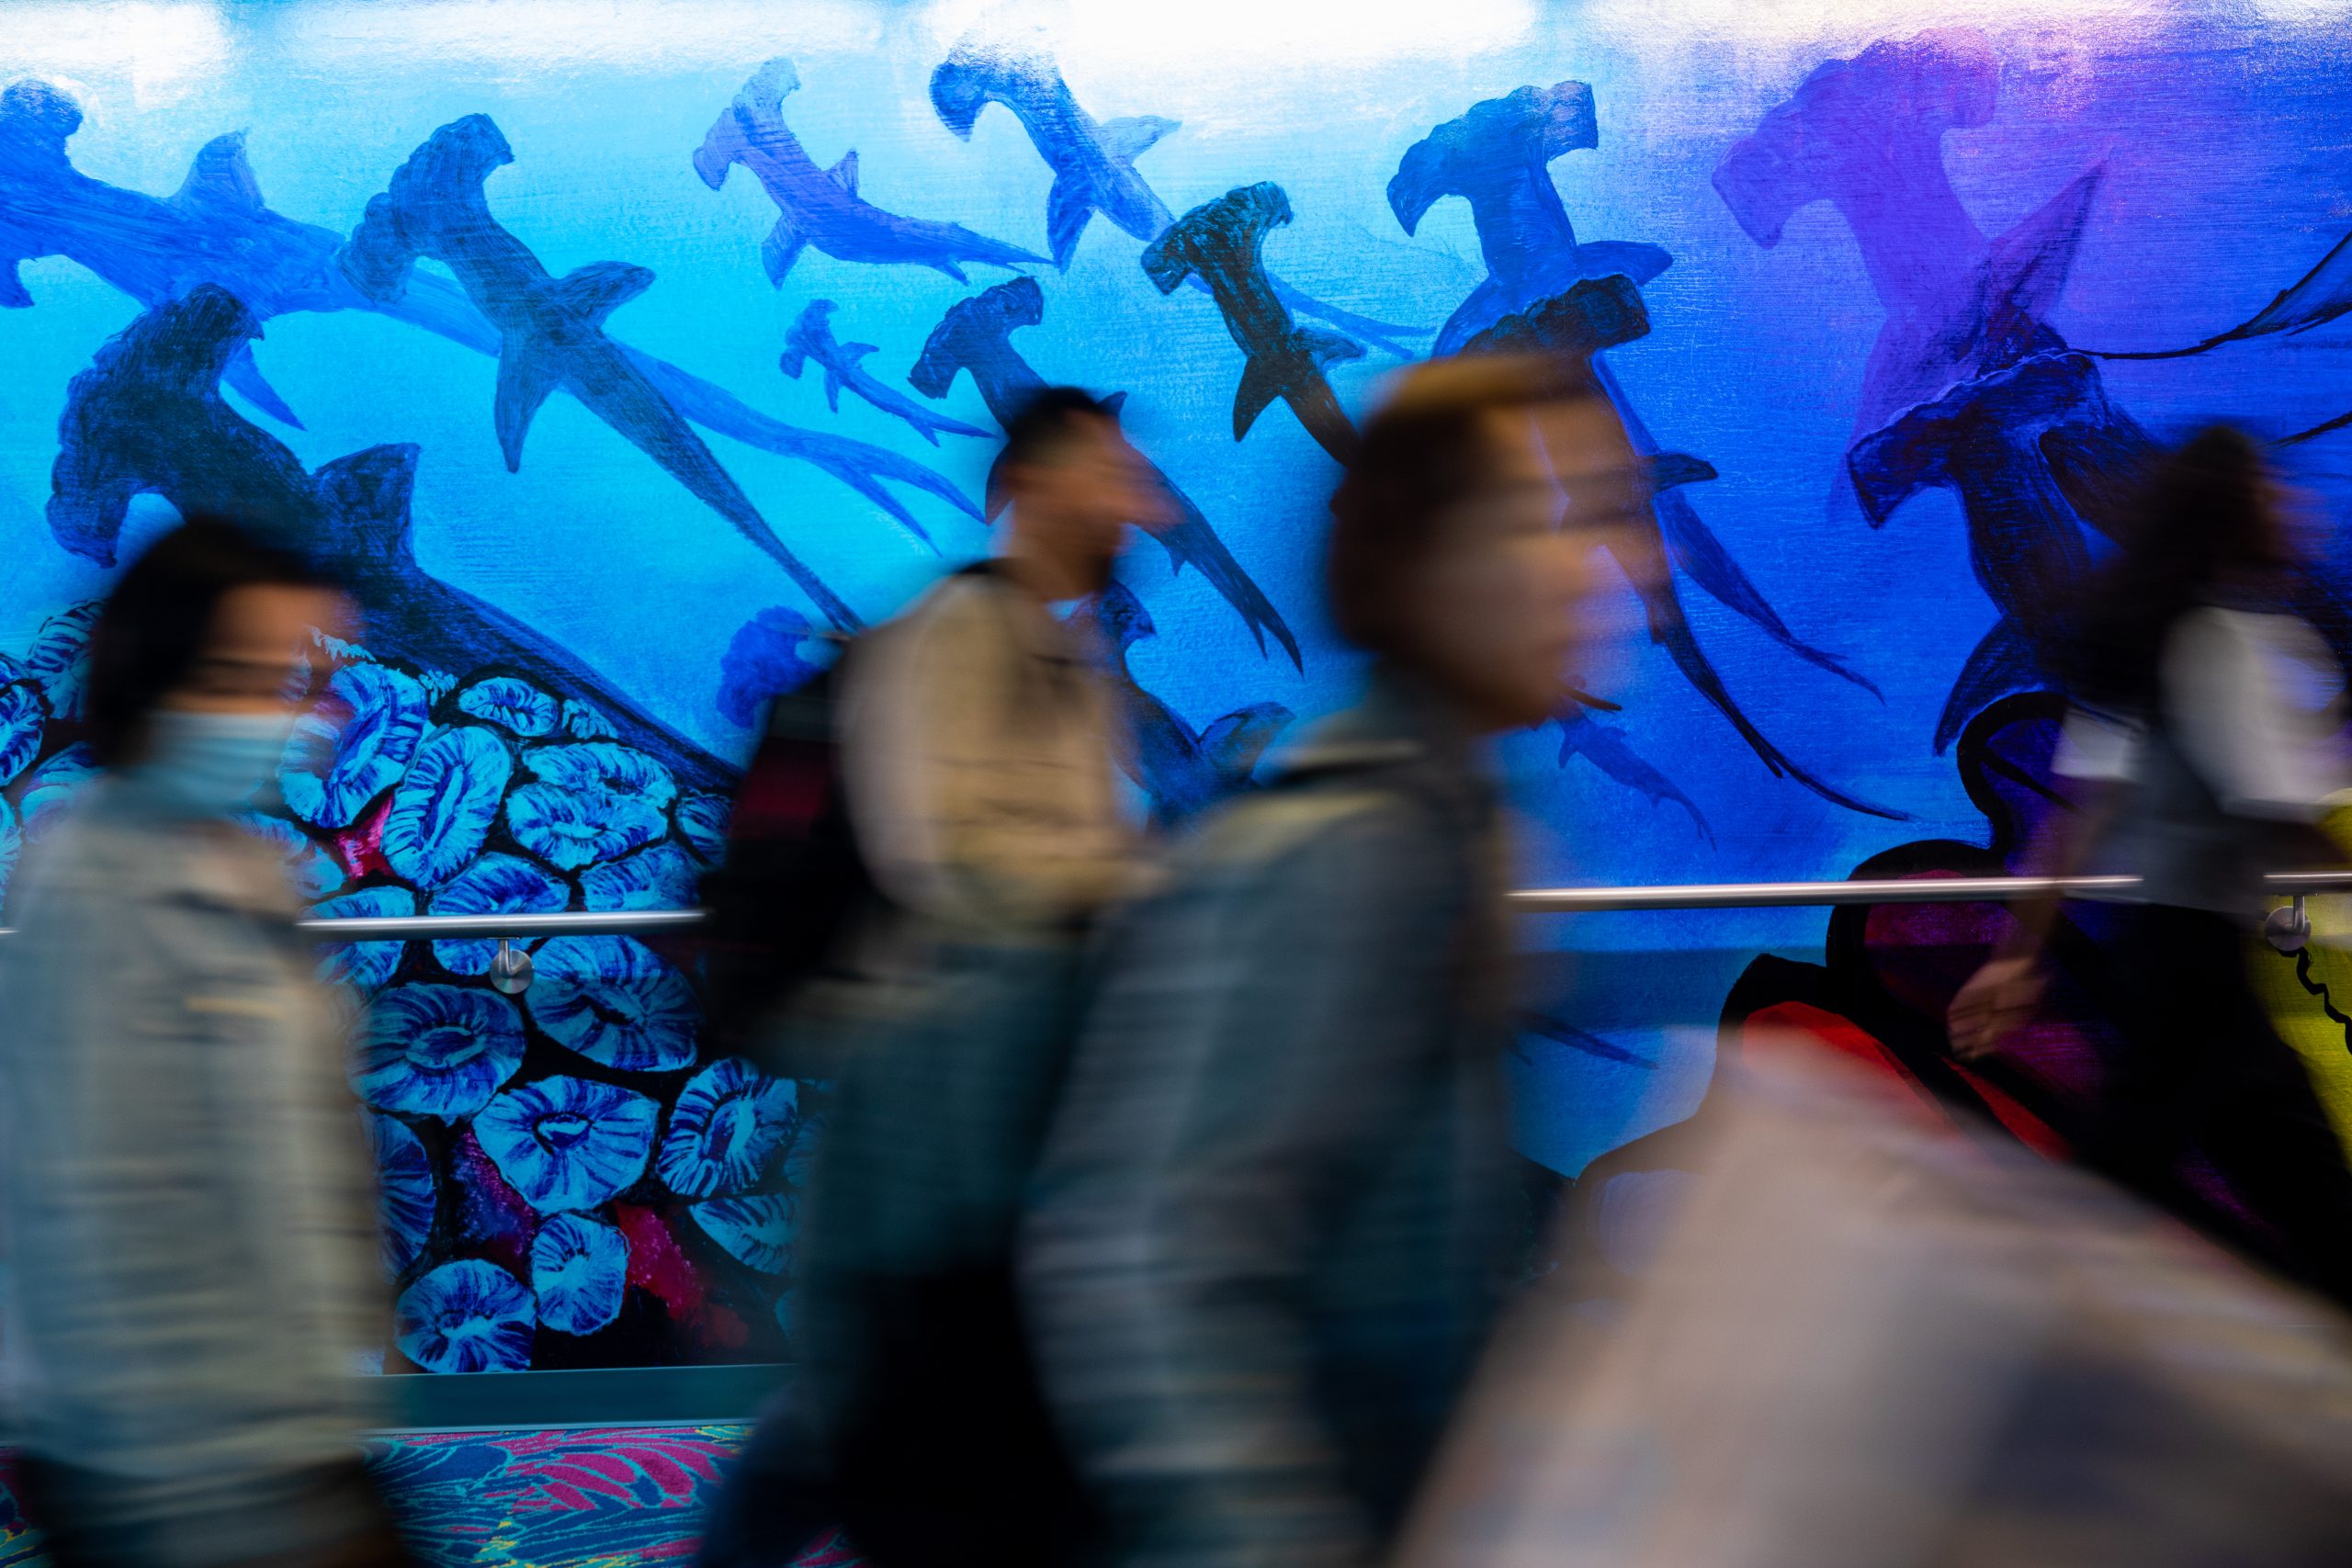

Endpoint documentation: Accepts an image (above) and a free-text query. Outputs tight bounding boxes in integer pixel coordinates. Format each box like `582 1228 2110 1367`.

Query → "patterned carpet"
0 1426 852 1568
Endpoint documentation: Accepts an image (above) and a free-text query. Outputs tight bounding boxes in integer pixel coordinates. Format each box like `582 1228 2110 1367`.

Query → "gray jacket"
1022 677 1515 1568
0 774 382 1558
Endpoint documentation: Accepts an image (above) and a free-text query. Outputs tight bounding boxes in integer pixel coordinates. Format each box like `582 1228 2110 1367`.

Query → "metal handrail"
1510 870 2352 913
3 868 2344 942
294 908 707 942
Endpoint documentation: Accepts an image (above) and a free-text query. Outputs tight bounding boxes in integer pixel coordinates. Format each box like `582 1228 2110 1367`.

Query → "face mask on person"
140 708 293 815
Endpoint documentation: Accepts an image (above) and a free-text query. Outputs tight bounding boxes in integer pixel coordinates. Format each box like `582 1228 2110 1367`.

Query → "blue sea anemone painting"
383 726 515 889
428 853 568 976
526 937 698 1073
674 794 730 866
368 1113 437 1280
582 844 698 912
658 1058 798 1200
395 1259 536 1373
504 743 678 873
458 674 560 739
278 662 430 829
531 1212 630 1336
354 983 528 1120
0 682 45 787
561 700 617 740
19 744 96 840
24 602 96 721
235 812 346 900
718 607 822 729
690 1194 795 1275
311 886 415 994
474 1076 659 1213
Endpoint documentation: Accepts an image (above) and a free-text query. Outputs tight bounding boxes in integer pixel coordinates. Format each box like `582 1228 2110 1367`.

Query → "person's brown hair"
1327 354 1605 656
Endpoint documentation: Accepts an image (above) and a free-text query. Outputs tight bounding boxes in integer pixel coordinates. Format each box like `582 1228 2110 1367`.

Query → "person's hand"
1947 955 2044 1061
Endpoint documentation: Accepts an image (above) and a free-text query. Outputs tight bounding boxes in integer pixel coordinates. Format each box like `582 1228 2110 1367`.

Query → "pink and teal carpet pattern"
0 1426 857 1568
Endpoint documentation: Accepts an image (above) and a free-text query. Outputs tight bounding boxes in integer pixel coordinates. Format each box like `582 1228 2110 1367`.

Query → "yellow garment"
2248 895 2352 1162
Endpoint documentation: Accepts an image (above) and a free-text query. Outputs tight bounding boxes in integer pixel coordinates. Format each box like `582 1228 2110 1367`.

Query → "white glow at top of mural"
279 0 882 71
0 2 229 107
921 0 1536 73
1574 0 2156 53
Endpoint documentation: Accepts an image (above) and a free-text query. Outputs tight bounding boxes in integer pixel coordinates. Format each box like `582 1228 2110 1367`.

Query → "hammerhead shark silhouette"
339 113 863 630
910 276 1301 667
1144 183 1363 466
695 58 1046 286
781 299 991 449
49 286 740 788
927 26 1427 357
0 78 977 581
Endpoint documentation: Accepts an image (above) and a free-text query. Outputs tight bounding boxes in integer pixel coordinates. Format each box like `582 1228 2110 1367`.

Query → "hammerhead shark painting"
0 78 977 588
927 27 1427 357
1458 276 1891 818
49 286 740 789
1388 80 1672 357
1711 32 2177 746
1144 183 1363 466
340 113 864 630
695 58 1046 286
910 276 1302 667
1713 30 2109 450
781 299 990 448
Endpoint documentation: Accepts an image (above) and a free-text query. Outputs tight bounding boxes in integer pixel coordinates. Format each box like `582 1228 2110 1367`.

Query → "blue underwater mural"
4 0 2352 1370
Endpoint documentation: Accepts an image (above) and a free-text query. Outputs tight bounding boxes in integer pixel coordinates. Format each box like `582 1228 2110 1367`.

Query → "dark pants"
2086 904 2352 1305
695 1266 1099 1568
13 1456 412 1568
699 941 1101 1568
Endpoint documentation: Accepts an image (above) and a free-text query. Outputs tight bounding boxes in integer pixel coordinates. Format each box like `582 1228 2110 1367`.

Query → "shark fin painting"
695 58 1046 286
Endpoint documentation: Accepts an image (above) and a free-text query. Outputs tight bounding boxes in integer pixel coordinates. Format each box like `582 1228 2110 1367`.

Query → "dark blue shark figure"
927 28 1426 357
1144 184 1363 466
1074 579 1291 824
780 299 989 447
339 113 863 630
0 78 975 568
1849 352 2128 751
1388 82 1671 357
910 276 1302 667
1555 711 1713 845
694 58 1046 286
48 286 740 788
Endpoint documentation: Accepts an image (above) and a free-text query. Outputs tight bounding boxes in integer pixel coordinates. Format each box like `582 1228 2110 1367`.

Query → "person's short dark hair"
1000 386 1120 475
85 514 334 766
1327 354 1609 656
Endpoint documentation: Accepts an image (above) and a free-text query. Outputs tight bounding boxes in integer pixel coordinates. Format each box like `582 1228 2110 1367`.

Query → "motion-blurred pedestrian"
1021 355 1645 1568
699 387 1156 1568
0 519 408 1568
1950 424 2352 1303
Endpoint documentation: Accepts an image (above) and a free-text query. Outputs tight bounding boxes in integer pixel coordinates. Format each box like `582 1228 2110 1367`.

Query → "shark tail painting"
2092 228 2352 361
